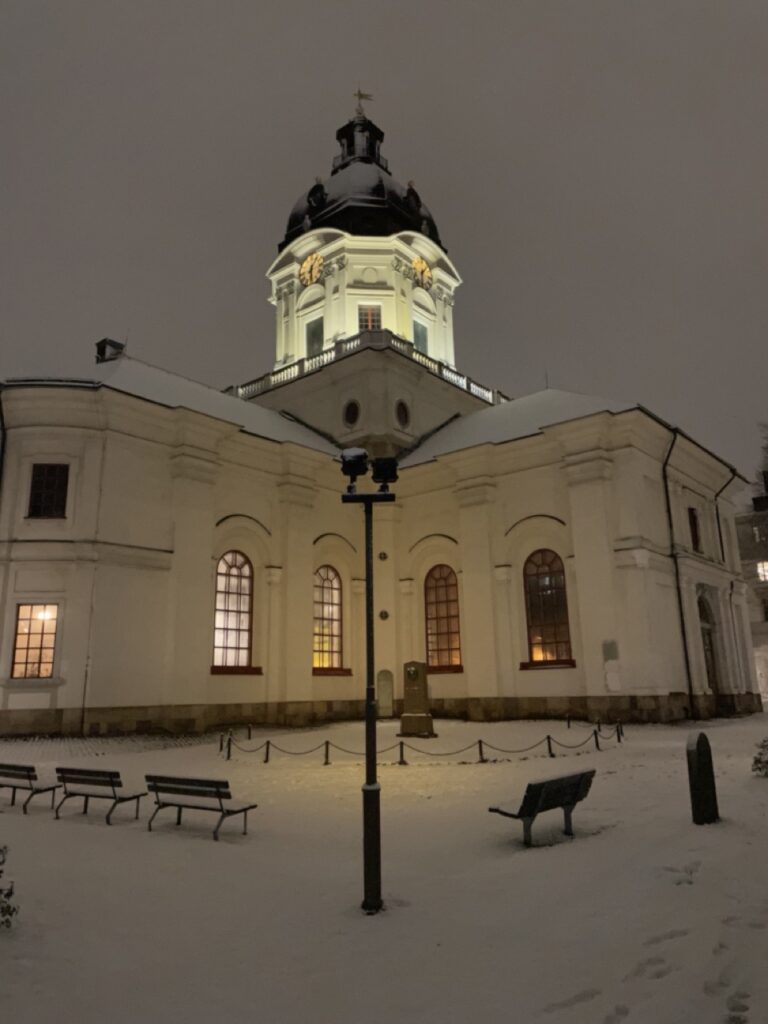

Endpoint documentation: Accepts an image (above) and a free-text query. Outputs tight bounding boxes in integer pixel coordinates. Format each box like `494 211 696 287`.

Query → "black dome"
280 115 444 252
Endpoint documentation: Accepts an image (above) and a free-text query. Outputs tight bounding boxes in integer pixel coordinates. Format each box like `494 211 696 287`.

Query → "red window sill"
519 659 576 670
210 666 263 675
427 665 464 674
312 668 353 676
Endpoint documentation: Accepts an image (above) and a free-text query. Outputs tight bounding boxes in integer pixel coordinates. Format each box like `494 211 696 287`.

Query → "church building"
0 110 760 735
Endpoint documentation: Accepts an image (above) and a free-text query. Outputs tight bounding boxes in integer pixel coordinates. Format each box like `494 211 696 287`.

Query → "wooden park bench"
145 775 257 841
488 769 596 847
0 763 60 813
55 767 146 825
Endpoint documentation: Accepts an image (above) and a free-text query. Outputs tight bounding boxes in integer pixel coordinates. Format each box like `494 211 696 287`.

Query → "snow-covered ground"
2 715 768 1024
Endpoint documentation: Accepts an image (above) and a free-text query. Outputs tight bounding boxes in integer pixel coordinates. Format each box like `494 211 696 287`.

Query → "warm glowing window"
425 564 462 668
524 549 573 663
313 565 342 669
28 464 69 518
757 561 768 582
358 306 381 331
213 551 252 668
11 604 59 679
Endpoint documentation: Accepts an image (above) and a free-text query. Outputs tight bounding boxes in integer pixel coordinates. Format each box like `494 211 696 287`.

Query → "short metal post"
593 730 600 752
596 719 601 733
219 733 224 753
478 739 487 764
324 740 331 766
226 735 232 761
566 715 571 729
616 723 622 743
398 741 407 766
264 739 271 764
247 724 253 740
546 735 554 758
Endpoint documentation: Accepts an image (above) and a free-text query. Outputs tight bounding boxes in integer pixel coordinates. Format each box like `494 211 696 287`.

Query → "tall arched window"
313 565 343 670
523 549 573 664
212 551 253 668
425 564 462 669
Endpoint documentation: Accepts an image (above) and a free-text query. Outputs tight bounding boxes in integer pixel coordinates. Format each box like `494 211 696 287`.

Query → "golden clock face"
412 256 432 289
299 252 324 286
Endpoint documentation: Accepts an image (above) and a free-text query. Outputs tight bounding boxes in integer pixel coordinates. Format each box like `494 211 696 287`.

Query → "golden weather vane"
354 87 373 116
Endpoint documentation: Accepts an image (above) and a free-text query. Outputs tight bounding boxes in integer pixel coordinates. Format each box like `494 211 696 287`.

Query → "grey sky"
2 1 767 485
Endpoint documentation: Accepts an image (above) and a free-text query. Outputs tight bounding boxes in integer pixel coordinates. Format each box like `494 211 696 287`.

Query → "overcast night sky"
2 1 767 487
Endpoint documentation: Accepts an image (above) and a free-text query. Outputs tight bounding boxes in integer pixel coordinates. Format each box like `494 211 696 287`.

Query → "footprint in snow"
602 1004 630 1023
643 928 689 946
623 956 672 981
541 988 601 1013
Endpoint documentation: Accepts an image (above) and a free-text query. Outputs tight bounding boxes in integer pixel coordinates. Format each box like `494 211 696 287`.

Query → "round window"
396 400 410 428
343 400 360 427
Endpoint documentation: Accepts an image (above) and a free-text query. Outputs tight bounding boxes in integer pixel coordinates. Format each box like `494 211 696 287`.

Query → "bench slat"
148 784 232 800
145 775 231 789
56 770 123 789
0 765 38 781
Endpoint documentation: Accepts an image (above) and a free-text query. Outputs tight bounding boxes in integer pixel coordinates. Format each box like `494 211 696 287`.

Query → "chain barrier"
221 721 625 765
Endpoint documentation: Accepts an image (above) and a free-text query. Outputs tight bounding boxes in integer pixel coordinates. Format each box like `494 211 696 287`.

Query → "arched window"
313 565 343 670
425 564 462 669
212 551 253 668
523 549 572 664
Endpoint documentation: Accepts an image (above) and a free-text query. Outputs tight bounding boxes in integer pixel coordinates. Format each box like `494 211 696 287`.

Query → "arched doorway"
698 596 719 694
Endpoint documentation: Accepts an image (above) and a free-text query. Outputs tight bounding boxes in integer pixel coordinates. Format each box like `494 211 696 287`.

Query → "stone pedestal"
398 661 436 737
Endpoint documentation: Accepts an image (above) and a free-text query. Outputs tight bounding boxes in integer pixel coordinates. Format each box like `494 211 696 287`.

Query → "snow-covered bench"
488 769 596 847
0 763 60 813
55 767 146 824
145 775 258 841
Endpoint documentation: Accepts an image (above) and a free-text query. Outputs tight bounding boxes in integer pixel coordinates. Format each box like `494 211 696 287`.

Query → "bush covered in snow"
0 845 19 928
752 738 768 777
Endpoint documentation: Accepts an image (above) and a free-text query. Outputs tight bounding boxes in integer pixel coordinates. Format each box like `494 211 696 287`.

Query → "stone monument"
398 661 436 738
686 731 719 825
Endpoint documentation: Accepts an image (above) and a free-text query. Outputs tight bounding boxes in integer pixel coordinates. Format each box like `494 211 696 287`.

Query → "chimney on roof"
95 338 126 364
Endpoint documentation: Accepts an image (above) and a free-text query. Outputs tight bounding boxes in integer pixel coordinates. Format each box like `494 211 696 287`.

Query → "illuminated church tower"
238 105 503 455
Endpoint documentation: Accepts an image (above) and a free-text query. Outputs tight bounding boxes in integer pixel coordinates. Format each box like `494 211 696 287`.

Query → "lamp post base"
361 782 383 914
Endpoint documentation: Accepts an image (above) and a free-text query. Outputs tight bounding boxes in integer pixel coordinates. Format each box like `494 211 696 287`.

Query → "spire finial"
354 87 373 117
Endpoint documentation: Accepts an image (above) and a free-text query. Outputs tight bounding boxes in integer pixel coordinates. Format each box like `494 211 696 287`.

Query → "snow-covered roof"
5 355 339 455
400 388 637 467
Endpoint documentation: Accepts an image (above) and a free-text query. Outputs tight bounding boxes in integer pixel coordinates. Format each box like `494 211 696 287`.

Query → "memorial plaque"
398 661 436 737
687 731 719 825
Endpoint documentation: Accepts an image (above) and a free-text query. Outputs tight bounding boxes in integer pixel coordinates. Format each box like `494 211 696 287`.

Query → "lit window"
313 566 342 669
212 551 252 668
306 317 324 358
28 464 69 518
11 604 59 679
524 549 573 663
757 561 768 582
425 564 462 668
413 321 428 354
358 306 381 331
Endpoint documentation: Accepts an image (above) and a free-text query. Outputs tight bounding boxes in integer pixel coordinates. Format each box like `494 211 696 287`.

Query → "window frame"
312 565 350 675
520 549 576 669
10 603 60 680
424 564 463 672
210 550 262 675
413 320 428 354
358 305 382 332
305 316 324 359
27 463 70 519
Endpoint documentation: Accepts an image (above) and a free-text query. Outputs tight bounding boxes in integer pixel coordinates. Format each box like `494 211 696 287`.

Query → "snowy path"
2 716 768 1024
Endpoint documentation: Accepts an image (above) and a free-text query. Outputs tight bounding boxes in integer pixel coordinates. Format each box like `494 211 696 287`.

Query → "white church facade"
0 111 760 735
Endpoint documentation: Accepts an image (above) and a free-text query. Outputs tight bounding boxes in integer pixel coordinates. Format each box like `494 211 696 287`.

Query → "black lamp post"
340 448 397 914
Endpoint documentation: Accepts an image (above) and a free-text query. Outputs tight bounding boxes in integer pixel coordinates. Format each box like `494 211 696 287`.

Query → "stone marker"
686 731 719 825
398 661 436 738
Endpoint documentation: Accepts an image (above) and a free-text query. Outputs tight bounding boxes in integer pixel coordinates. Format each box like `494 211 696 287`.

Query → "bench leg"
55 793 74 820
135 796 142 820
213 812 227 841
242 810 248 836
22 790 37 814
176 807 182 826
148 804 162 832
82 795 90 815
106 799 119 825
11 787 17 808
563 806 574 837
522 818 534 847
